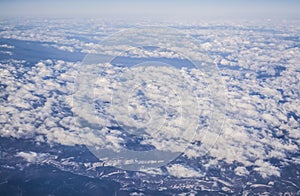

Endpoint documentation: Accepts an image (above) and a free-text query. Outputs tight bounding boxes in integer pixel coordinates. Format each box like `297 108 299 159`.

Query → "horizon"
0 0 299 20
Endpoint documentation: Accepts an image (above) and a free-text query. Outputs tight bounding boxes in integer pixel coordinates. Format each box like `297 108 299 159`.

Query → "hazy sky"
0 0 299 19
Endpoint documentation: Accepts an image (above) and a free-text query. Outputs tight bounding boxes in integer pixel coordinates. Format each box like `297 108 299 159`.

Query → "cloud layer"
0 18 299 193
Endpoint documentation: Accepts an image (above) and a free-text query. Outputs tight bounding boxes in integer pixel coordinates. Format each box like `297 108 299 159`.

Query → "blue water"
0 38 85 63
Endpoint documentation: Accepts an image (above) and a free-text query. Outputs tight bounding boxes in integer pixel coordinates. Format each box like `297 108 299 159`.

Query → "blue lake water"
0 38 85 63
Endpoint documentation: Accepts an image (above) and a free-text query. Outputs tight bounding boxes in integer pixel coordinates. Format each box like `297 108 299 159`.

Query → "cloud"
16 151 54 163
0 44 14 49
167 164 203 178
0 19 299 183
